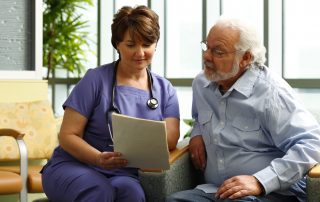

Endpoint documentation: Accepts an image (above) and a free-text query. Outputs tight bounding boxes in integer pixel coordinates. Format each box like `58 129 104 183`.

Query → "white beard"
204 58 240 82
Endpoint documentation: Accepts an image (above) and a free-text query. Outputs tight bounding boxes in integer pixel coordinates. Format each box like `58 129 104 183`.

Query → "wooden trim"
0 129 24 139
308 164 320 178
169 144 189 164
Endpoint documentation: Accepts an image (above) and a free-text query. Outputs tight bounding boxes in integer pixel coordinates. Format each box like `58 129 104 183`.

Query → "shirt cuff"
190 122 202 137
254 166 281 195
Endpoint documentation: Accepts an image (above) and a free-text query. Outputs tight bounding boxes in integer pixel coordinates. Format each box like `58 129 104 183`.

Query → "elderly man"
167 17 320 202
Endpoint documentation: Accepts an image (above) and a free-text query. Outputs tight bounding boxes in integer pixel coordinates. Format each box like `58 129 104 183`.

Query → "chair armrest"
308 164 320 178
0 128 24 139
169 140 189 164
307 164 320 202
0 128 28 200
139 138 203 202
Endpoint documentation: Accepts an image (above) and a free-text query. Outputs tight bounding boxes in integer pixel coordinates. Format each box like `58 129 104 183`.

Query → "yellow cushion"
0 100 57 160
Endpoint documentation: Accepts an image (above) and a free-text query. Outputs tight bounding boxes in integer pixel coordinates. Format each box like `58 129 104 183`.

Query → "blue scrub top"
47 62 180 177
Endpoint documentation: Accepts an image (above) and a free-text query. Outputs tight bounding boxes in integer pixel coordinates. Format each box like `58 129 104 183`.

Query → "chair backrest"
0 100 58 160
0 80 58 161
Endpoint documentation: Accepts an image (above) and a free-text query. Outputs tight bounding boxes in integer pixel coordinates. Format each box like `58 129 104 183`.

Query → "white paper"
196 184 219 193
111 113 170 170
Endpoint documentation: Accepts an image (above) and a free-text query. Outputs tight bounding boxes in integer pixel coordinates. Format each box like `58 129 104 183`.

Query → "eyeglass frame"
201 40 242 58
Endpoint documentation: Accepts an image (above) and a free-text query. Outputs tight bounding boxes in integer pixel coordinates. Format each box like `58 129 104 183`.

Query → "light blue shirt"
191 65 320 201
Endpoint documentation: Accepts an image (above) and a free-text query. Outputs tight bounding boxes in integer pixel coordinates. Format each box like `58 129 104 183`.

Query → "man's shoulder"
257 67 292 90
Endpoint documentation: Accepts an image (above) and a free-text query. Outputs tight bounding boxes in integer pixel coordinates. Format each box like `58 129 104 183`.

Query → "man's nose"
203 50 213 61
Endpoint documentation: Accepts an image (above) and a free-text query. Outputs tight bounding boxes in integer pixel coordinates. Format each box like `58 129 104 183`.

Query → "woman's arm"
59 107 127 169
164 117 180 150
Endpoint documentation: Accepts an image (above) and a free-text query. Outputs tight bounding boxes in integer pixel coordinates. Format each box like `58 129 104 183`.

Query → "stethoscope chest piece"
147 97 158 109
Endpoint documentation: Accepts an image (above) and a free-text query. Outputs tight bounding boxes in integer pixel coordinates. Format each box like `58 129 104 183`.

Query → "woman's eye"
126 44 135 48
143 44 152 47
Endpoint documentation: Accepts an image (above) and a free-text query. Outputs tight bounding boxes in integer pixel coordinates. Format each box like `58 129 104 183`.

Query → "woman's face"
117 30 157 71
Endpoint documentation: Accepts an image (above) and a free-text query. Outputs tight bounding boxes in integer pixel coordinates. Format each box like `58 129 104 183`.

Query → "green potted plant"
183 118 194 139
43 0 93 79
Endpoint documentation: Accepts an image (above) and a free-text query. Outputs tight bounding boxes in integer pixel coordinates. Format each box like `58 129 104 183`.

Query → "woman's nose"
135 46 145 56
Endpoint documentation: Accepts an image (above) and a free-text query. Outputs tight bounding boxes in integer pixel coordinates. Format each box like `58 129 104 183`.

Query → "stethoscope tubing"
109 60 159 115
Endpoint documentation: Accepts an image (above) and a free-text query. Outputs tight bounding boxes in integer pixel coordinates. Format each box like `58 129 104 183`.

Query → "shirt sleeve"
63 69 101 118
163 82 180 119
254 88 320 194
190 77 203 138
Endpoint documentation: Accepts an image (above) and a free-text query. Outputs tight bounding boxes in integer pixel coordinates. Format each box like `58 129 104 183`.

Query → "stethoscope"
109 60 159 114
106 60 159 147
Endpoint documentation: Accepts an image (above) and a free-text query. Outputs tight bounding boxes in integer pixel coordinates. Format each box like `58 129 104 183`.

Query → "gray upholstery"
139 152 203 202
307 110 320 202
307 176 320 202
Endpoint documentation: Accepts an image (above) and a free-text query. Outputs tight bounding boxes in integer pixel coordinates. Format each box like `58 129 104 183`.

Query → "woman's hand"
96 151 128 170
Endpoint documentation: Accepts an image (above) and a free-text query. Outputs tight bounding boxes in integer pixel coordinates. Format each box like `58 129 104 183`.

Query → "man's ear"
240 51 253 68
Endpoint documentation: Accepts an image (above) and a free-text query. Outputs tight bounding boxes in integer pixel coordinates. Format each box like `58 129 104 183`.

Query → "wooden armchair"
307 162 320 201
0 100 60 195
0 129 27 202
307 109 320 202
0 80 60 201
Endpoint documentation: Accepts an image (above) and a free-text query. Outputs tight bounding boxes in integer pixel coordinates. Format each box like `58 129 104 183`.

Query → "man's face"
203 26 241 82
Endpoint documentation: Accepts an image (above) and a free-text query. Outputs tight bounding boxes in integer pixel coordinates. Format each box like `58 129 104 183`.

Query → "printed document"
111 113 170 170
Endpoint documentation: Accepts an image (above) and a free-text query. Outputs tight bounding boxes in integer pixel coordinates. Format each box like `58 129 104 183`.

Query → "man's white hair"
214 16 267 66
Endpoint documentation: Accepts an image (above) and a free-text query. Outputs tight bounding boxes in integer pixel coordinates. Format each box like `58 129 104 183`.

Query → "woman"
41 5 180 202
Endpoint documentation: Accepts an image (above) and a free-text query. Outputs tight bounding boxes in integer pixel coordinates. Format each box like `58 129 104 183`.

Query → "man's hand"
189 135 206 170
215 175 264 200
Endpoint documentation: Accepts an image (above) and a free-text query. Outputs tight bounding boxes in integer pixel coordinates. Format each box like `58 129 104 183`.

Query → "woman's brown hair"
111 5 160 49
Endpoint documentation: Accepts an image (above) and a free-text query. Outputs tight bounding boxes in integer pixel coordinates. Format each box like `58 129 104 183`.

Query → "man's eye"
126 44 135 47
213 49 224 56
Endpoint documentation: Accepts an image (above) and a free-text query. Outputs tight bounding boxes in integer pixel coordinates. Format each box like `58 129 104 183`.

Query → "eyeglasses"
201 40 240 58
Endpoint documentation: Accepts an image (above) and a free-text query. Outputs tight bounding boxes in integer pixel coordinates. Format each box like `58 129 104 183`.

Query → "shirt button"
219 159 223 163
213 138 217 143
245 126 248 129
220 101 224 105
220 121 224 125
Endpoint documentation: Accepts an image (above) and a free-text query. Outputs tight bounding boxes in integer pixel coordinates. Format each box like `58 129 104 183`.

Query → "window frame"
0 0 42 80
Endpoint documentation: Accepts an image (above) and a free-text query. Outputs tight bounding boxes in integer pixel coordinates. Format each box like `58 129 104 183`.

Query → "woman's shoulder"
89 62 114 75
82 62 115 82
150 71 172 87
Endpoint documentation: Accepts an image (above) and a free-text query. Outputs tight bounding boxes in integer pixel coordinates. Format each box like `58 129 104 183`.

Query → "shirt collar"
203 77 212 88
232 67 260 97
